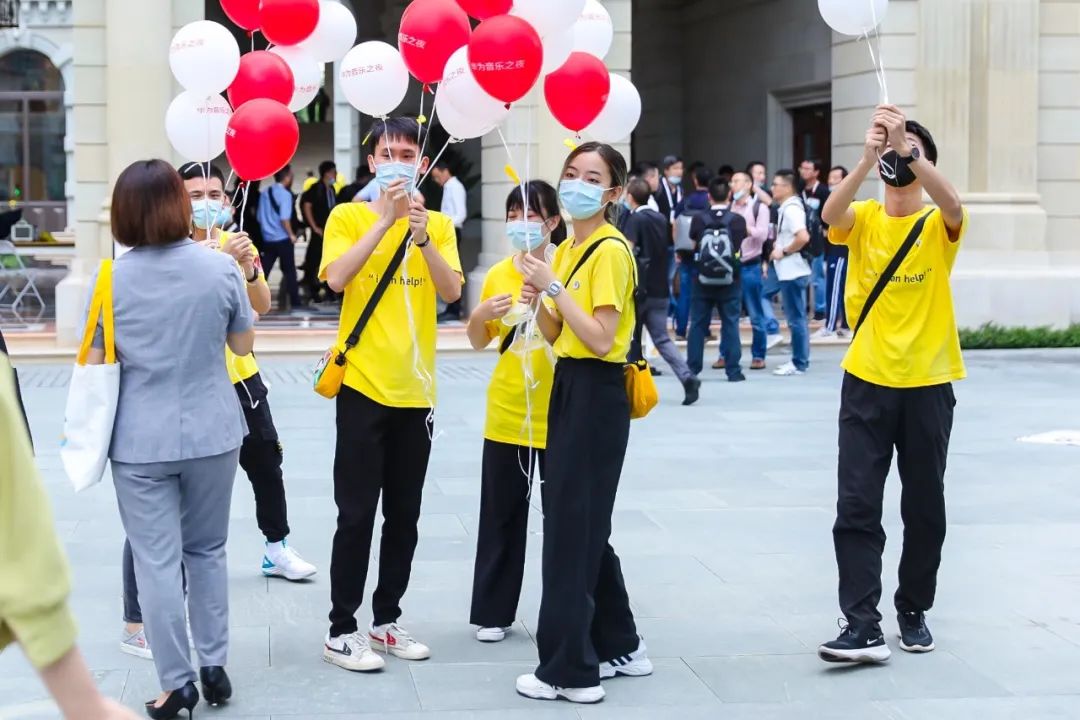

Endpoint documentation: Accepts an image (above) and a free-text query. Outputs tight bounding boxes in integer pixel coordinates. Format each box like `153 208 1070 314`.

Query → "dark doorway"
791 103 831 170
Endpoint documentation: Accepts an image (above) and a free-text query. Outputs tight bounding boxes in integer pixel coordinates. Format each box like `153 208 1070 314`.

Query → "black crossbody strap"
343 230 411 350
499 325 517 355
853 209 934 339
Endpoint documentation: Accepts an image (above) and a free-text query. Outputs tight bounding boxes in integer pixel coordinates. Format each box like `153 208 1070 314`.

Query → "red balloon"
220 0 260 30
544 52 610 132
259 0 319 46
468 15 542 104
455 0 512 20
226 99 299 180
227 51 294 111
399 0 471 84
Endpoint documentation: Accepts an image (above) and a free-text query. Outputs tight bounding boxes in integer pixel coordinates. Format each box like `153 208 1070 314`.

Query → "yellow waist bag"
564 236 659 420
313 231 410 399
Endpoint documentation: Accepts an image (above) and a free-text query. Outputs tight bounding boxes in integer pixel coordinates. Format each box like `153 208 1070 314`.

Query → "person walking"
85 159 255 717
623 178 700 404
466 181 565 643
768 170 812 376
258 165 302 311
799 159 831 320
819 165 851 337
514 142 652 704
300 160 338 304
818 107 967 663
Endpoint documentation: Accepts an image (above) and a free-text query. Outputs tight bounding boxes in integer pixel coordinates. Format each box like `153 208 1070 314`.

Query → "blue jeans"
826 254 848 332
674 261 695 337
763 264 780 334
812 255 827 316
688 281 742 378
780 275 810 371
740 264 768 361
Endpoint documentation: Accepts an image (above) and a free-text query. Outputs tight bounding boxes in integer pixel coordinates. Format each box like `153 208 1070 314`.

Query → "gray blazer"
91 239 253 464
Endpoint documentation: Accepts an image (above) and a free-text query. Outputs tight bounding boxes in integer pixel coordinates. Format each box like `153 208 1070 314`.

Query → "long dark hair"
561 141 628 224
505 180 567 246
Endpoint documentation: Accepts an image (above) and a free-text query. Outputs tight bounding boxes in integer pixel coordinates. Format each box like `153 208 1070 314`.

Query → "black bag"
852 210 935 339
802 192 827 258
778 198 815 263
696 209 738 287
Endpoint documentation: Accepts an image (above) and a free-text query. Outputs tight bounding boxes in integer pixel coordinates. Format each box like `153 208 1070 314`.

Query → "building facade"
1 0 1077 342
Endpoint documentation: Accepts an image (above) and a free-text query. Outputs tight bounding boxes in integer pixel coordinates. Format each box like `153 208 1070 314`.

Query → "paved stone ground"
3 348 1080 719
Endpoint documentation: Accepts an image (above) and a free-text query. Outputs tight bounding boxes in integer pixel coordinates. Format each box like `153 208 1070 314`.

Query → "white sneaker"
515 673 604 704
120 627 152 660
811 327 835 340
262 539 317 581
766 333 784 349
599 638 654 679
476 626 510 643
773 362 805 376
323 632 386 672
369 622 431 660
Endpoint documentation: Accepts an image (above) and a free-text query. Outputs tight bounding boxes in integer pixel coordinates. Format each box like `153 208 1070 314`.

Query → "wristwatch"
246 267 260 283
899 144 920 161
546 280 564 297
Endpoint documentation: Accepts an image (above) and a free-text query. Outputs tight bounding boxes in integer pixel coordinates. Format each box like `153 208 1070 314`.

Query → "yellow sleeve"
588 242 633 313
432 214 463 277
479 267 501 341
319 205 357 282
0 357 77 669
828 199 873 247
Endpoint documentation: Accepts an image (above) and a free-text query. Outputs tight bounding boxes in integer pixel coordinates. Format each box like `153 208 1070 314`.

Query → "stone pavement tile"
877 695 1080 720
0 669 131 719
278 711 577 720
940 621 1080 696
577 700 889 719
683 651 1009 703
644 507 835 555
633 615 805 657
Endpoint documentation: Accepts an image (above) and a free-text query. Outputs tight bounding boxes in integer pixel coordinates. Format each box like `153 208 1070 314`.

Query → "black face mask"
879 150 917 188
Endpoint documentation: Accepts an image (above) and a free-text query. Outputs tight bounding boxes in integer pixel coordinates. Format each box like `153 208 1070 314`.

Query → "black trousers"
236 373 290 543
260 241 301 306
470 440 545 628
329 386 432 635
301 232 326 301
535 359 639 689
834 372 955 627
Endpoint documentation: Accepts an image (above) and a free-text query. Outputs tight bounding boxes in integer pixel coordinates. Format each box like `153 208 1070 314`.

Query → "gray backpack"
696 210 737 287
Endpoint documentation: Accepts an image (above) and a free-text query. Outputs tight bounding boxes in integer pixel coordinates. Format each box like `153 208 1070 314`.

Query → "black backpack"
801 190 826 257
696 209 738 287
778 198 815 263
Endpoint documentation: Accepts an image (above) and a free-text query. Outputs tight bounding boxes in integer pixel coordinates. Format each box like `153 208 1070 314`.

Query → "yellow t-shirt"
829 200 968 388
219 232 261 385
480 256 555 449
551 224 636 363
319 203 462 408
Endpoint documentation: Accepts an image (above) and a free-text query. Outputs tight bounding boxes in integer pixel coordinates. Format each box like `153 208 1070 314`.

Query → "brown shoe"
750 359 766 370
711 358 726 370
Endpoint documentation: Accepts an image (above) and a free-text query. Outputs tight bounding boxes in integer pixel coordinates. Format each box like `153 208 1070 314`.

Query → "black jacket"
623 207 672 299
653 179 684 225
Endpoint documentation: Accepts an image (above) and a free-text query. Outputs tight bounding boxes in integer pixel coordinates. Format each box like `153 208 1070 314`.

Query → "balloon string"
414 137 453 189
238 181 251 234
397 239 441 442
413 83 440 187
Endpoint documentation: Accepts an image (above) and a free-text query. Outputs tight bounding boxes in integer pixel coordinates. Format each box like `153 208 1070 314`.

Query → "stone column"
471 0 632 311
333 60 361 180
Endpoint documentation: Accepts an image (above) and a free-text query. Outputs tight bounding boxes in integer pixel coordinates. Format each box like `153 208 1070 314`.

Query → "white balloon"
298 0 357 63
584 73 640 143
441 47 507 128
165 91 232 162
572 0 613 59
339 42 410 117
541 27 574 74
435 88 505 140
269 45 323 112
512 0 585 39
169 21 240 96
817 0 889 36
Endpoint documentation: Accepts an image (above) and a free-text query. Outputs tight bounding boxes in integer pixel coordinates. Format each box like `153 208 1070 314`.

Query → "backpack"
801 188 826 257
696 209 738 287
778 198 814 263
673 211 698 252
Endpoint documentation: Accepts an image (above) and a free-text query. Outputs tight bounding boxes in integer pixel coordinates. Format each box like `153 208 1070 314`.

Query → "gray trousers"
641 297 693 382
112 449 239 691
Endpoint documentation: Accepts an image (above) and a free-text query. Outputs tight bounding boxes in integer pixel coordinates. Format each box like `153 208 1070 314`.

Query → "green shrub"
959 323 1080 349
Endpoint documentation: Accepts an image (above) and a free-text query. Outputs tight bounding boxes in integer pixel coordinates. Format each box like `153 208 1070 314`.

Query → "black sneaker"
896 611 935 653
728 372 746 383
681 376 701 406
818 621 891 663
649 365 663 377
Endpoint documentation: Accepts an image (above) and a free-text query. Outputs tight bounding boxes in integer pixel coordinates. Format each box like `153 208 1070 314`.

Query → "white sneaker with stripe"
515 673 605 704
599 638 654 679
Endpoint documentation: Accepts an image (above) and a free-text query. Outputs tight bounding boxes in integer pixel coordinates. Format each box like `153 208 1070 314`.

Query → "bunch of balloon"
818 0 890 101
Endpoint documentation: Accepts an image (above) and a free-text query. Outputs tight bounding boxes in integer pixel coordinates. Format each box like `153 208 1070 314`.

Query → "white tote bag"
61 260 119 492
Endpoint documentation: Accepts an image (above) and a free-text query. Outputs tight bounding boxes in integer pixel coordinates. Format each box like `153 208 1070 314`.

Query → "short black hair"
746 160 766 173
803 159 825 176
367 116 427 156
708 177 730 204
717 164 735 180
434 159 452 172
633 160 658 175
830 165 849 180
661 155 682 171
626 177 652 206
318 161 336 177
773 169 797 187
692 165 713 189
906 120 938 164
177 162 225 183
274 164 292 183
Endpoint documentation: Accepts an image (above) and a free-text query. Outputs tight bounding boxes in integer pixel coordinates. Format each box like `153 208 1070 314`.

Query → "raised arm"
822 124 887 230
323 180 406 293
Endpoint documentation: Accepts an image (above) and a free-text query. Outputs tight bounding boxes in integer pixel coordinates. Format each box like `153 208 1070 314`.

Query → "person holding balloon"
513 143 652 704
318 117 463 673
466 181 565 644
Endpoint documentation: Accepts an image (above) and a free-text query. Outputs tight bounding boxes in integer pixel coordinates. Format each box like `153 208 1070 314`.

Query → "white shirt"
440 175 467 229
773 197 811 281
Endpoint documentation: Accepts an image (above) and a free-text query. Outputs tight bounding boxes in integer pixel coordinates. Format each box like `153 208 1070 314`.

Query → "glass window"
0 49 63 93
26 97 64 201
0 98 21 202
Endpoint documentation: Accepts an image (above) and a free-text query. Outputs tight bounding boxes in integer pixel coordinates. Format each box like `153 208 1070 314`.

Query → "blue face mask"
191 200 232 230
559 179 609 221
506 220 547 252
374 160 417 196
733 189 747 202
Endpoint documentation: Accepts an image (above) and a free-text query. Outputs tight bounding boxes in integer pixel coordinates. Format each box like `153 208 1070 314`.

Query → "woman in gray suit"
84 159 254 718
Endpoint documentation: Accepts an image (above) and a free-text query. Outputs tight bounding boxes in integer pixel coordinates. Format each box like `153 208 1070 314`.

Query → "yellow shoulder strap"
76 260 114 365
